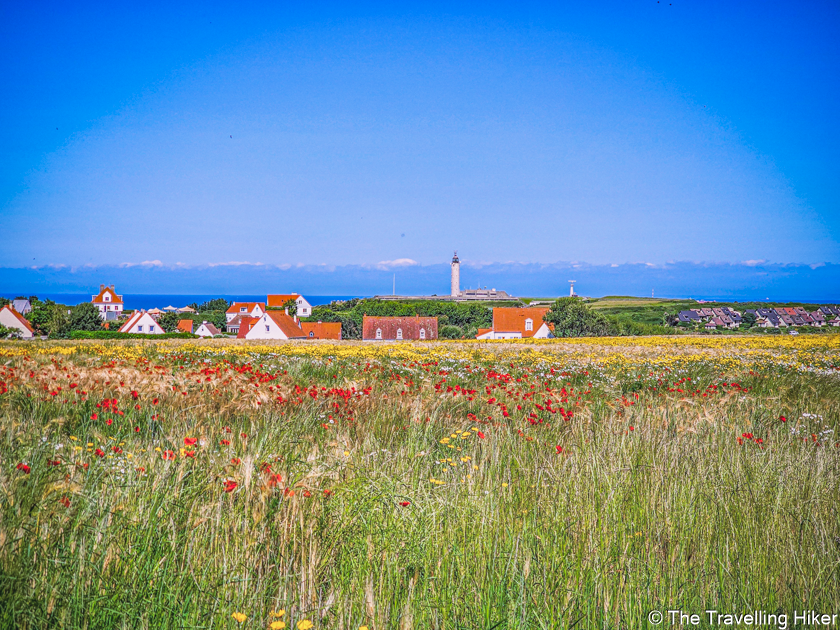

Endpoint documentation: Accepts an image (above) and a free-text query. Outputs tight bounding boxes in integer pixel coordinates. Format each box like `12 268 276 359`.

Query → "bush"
439 325 463 339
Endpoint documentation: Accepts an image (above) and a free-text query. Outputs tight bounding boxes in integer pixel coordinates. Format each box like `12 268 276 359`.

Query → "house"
225 302 266 323
301 321 342 340
195 321 221 337
243 311 306 340
475 308 554 339
92 284 124 320
236 316 258 339
363 315 438 341
678 310 702 323
828 316 840 327
704 319 719 330
177 319 194 334
267 294 312 318
0 305 35 338
119 310 163 334
226 314 249 335
11 299 31 315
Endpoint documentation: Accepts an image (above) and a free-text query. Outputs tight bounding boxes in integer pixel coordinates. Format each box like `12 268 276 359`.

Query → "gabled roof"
226 302 265 315
267 294 305 307
300 321 341 340
1 305 35 333
92 285 123 305
236 317 258 339
177 319 194 333
118 311 144 333
264 311 306 338
197 322 220 336
491 308 550 338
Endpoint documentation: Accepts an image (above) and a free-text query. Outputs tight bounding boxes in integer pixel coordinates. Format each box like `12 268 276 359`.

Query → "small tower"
451 252 460 297
569 280 576 297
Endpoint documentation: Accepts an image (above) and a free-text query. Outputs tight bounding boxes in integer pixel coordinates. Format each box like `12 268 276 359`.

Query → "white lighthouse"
451 252 460 297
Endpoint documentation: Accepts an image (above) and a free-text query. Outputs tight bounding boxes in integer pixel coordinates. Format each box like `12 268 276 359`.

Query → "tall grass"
1 343 838 629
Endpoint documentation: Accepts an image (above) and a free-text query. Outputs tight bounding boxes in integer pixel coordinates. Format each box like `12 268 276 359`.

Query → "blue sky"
1 1 839 295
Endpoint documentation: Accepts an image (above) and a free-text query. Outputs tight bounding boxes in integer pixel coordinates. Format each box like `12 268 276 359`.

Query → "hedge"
69 331 199 340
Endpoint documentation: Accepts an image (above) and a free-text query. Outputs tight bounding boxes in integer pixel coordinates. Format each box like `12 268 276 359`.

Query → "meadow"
1 336 839 629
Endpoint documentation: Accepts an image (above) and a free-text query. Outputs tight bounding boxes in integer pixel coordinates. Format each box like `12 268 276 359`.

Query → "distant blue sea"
0 294 367 309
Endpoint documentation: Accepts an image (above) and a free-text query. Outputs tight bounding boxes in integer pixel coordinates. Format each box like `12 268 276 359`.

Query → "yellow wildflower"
231 612 247 623
297 621 313 630
270 622 286 629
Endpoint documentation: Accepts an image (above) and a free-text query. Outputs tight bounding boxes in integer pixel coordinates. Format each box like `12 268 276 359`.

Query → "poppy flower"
629 426 634 431
184 437 197 446
780 416 787 422
184 450 196 458
555 445 563 454
95 448 106 458
230 457 241 465
16 462 30 474
90 413 98 420
220 439 230 446
152 398 159 405
134 426 140 432
399 501 411 507
223 479 238 493
59 496 71 508
477 431 485 439
162 450 175 460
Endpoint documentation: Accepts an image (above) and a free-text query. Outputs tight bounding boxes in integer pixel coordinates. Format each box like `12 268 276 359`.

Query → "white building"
92 284 124 320
195 321 221 337
244 311 306 340
0 305 35 338
225 302 266 323
119 311 163 334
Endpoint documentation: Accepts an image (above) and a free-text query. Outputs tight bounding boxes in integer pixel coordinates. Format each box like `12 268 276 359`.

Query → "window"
138 325 143 332
150 326 155 332
266 325 270 332
396 328 403 340
525 318 533 331
241 307 247 312
104 295 110 302
419 328 426 339
376 328 382 340
309 331 314 337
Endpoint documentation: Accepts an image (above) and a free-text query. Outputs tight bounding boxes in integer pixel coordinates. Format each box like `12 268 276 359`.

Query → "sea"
0 294 366 310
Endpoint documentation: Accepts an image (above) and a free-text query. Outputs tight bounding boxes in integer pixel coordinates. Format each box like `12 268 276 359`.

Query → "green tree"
69 302 103 332
281 299 298 316
0 324 20 339
159 312 182 333
741 312 757 328
439 325 463 339
544 297 614 337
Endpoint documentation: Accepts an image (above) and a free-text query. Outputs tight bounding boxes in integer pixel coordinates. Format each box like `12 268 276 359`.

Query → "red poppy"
220 439 230 446
90 413 98 420
152 398 159 405
105 418 113 426
223 479 237 492
134 426 140 432
399 501 411 507
477 431 486 439
231 457 241 465
95 448 106 458
323 489 333 497
555 445 563 454
162 450 175 460
240 432 248 439
16 462 30 474
780 416 787 422
59 496 71 508
629 426 634 431
184 437 197 446
184 450 196 458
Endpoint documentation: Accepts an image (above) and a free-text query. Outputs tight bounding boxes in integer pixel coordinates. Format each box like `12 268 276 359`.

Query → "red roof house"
362 316 437 341
0 305 35 338
300 321 342 340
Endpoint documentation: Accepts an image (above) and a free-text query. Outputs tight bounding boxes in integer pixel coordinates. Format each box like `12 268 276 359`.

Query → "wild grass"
1 340 839 629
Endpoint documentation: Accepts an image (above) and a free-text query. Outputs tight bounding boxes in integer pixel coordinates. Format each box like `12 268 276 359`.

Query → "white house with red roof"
225 302 266 323
119 310 163 335
475 308 554 340
195 321 221 337
92 284 124 320
0 305 35 338
267 293 312 317
244 311 306 340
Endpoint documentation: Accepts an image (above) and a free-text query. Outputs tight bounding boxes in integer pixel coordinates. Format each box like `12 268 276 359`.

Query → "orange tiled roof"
92 285 123 305
491 307 550 337
265 311 306 338
300 321 341 340
177 319 194 333
266 294 302 308
226 302 266 315
1 305 34 333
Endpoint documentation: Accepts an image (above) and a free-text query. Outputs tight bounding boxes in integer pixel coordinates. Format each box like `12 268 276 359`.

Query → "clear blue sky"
1 1 838 272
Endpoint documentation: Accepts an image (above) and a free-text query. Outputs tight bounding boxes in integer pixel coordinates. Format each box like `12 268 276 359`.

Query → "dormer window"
525 318 533 331
309 331 314 338
396 328 403 340
376 328 382 340
241 307 247 312
104 295 110 302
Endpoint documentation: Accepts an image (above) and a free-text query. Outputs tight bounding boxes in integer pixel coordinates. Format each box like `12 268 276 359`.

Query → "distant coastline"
0 294 367 310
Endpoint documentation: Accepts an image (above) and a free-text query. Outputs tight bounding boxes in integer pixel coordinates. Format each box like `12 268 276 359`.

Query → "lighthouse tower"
451 252 460 297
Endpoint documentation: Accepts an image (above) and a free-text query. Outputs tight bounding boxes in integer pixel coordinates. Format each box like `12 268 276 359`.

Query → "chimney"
110 284 114 290
284 307 289 315
294 315 298 323
100 284 105 291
